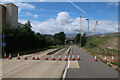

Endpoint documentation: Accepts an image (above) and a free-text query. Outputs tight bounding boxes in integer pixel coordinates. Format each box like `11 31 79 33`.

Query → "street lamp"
80 16 82 46
86 19 89 49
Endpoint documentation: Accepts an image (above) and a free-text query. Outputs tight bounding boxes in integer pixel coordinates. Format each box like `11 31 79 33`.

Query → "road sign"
2 43 6 47
2 35 5 38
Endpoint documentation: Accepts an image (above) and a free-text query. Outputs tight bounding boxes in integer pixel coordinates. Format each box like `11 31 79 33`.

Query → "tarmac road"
65 45 119 80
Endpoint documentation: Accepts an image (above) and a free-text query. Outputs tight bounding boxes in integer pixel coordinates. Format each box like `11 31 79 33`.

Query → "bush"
3 20 54 53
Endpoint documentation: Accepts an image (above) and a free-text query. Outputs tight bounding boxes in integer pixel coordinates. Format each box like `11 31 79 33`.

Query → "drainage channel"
47 48 64 55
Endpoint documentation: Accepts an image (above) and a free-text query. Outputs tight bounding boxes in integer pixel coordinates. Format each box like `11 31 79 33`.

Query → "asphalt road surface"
65 45 119 80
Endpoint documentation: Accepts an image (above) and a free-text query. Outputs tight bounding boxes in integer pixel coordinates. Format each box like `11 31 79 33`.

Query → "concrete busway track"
2 48 57 76
2 46 71 79
65 45 118 80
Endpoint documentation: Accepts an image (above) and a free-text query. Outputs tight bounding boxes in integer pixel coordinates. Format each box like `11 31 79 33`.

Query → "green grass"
86 36 117 48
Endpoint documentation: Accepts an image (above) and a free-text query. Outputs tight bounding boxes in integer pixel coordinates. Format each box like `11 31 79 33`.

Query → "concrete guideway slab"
2 47 71 79
3 60 67 78
2 48 58 77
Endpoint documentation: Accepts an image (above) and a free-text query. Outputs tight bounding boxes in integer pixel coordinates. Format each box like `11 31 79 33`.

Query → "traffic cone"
52 53 55 60
89 52 91 54
45 54 48 60
36 53 40 60
112 55 114 62
77 53 80 60
104 55 107 62
65 54 67 61
72 53 75 60
59 54 62 60
94 54 97 61
9 53 12 59
32 53 35 60
4 52 6 58
17 53 20 59
24 53 28 60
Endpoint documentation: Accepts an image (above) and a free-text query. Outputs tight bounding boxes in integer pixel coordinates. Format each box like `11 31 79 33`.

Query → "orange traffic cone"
36 53 40 60
104 55 107 62
94 54 97 61
112 55 114 62
89 52 91 54
9 53 12 59
65 54 67 61
45 54 48 60
72 53 75 60
17 53 20 59
32 53 35 60
24 53 28 60
77 53 80 60
52 53 55 60
59 54 62 60
4 52 6 58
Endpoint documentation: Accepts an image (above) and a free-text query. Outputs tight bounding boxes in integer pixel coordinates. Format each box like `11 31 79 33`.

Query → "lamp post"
80 16 82 46
86 19 89 49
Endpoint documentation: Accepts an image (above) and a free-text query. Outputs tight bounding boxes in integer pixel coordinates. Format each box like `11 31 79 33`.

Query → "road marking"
69 61 80 68
62 53 71 80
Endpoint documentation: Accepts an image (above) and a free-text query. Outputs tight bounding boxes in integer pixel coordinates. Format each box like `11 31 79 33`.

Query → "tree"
81 33 87 46
74 33 87 46
3 20 55 53
54 32 66 45
24 20 32 32
75 33 81 43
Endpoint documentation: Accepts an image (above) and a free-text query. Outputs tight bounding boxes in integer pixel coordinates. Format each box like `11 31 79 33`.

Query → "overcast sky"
0 1 118 37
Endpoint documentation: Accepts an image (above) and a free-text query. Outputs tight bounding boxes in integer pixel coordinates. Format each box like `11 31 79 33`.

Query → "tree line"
74 33 87 46
3 20 66 53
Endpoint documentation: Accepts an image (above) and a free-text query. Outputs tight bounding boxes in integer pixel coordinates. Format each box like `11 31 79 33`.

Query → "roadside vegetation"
75 35 119 71
2 20 66 57
86 36 119 69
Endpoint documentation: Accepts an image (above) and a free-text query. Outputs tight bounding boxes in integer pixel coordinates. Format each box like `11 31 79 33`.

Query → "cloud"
56 12 73 25
26 12 33 16
15 3 35 9
14 3 35 13
19 12 118 36
19 19 27 24
34 14 38 18
26 12 38 19
0 2 35 13
39 0 45 2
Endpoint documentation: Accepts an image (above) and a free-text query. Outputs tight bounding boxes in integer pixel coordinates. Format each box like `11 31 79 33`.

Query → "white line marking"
62 55 70 80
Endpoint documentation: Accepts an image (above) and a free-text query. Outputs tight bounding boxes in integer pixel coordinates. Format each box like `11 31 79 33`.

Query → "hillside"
87 36 118 50
83 36 119 69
